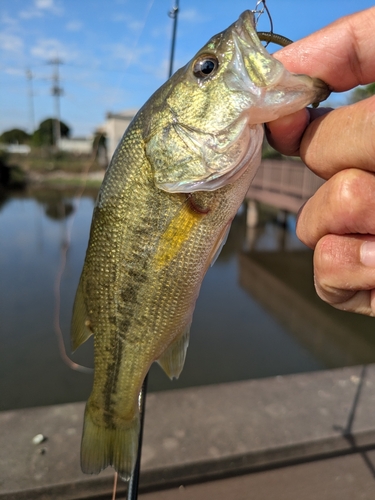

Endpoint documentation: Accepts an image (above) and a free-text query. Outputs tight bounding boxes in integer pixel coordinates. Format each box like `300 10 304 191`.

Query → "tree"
0 128 31 144
32 118 70 146
348 83 375 104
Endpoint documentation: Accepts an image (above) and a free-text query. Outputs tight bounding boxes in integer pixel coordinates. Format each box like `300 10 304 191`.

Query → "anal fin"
208 221 232 268
71 278 93 352
157 327 190 380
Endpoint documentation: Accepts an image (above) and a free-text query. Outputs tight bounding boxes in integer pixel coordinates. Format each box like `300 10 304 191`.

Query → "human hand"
266 7 375 316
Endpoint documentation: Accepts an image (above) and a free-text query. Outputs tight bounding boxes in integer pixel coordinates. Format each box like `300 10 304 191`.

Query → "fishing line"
112 472 119 500
52 141 103 374
53 3 164 496
107 0 156 109
53 0 156 374
252 0 293 48
252 0 274 37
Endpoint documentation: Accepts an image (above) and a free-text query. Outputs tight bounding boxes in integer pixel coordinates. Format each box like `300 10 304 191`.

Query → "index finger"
273 7 375 91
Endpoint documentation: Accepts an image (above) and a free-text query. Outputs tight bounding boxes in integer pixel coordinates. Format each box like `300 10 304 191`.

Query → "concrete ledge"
2 364 375 499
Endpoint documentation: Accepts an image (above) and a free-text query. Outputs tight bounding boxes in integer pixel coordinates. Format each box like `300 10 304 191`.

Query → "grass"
1 148 106 189
3 148 105 175
40 176 103 189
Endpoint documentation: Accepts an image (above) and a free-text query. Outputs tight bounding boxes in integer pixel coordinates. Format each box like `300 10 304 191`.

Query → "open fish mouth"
155 116 263 193
147 10 329 195
229 10 285 90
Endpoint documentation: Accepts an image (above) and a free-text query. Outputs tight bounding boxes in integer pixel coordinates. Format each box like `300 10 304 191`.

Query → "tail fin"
80 403 140 481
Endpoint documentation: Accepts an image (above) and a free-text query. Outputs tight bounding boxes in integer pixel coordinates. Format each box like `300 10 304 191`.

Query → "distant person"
266 6 375 317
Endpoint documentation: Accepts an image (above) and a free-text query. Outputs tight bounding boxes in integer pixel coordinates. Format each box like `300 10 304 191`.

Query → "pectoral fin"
157 327 190 380
71 279 93 352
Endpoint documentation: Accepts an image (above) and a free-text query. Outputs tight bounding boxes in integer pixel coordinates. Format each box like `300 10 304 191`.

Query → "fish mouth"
229 10 284 90
148 10 330 195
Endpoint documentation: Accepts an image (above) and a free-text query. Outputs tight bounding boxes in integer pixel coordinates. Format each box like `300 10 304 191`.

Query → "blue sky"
1 0 374 137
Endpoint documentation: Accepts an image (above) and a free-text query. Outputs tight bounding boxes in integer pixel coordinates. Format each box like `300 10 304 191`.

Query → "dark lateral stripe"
101 192 161 422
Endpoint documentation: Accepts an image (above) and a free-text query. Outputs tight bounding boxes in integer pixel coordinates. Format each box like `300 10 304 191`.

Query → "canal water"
2 188 375 411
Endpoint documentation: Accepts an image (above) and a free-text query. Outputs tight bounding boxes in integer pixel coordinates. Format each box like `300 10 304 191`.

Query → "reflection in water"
1 192 375 411
44 200 74 220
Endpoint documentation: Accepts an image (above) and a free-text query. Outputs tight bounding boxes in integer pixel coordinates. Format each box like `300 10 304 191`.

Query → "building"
57 137 93 154
102 109 138 159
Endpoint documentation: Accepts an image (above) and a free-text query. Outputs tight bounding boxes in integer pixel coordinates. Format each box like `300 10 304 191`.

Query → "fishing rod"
126 376 148 500
168 0 179 78
124 2 294 498
125 3 180 499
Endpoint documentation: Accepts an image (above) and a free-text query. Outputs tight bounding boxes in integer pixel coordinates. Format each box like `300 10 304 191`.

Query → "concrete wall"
58 138 92 154
1 365 375 499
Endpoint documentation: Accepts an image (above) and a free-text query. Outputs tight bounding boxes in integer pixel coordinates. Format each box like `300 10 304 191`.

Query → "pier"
246 159 324 226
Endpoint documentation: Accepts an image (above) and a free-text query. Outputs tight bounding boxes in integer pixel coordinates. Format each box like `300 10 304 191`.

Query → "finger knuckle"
330 168 361 203
313 235 356 305
329 169 371 222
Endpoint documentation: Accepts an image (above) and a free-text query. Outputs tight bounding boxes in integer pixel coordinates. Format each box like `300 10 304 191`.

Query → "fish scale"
71 10 330 481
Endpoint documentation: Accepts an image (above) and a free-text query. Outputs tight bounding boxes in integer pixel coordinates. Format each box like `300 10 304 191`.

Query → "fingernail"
360 241 375 266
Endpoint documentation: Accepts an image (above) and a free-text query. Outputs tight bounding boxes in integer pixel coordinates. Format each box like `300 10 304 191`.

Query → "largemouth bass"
72 10 329 480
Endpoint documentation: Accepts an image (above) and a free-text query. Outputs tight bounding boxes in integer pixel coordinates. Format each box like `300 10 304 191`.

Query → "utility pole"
26 69 35 133
48 58 63 148
168 0 179 78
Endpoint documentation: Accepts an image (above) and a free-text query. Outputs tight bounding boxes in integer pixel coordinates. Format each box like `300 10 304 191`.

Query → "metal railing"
246 159 325 213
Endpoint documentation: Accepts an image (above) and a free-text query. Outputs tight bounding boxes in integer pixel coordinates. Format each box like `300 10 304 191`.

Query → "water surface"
1 189 374 411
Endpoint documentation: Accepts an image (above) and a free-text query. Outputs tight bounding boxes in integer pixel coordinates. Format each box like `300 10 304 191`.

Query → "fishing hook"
252 4 321 108
251 0 274 45
252 0 293 48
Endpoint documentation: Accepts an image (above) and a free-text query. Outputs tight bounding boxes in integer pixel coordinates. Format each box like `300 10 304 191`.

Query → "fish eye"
193 55 219 79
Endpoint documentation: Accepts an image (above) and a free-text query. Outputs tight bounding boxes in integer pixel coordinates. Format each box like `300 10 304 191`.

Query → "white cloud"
36 0 63 13
35 0 54 8
66 20 83 32
4 67 25 77
179 8 205 23
151 24 171 39
126 20 143 32
0 33 23 53
112 13 143 32
112 13 127 22
0 13 20 28
145 57 169 80
107 43 154 67
20 0 63 19
19 9 43 20
30 38 75 61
